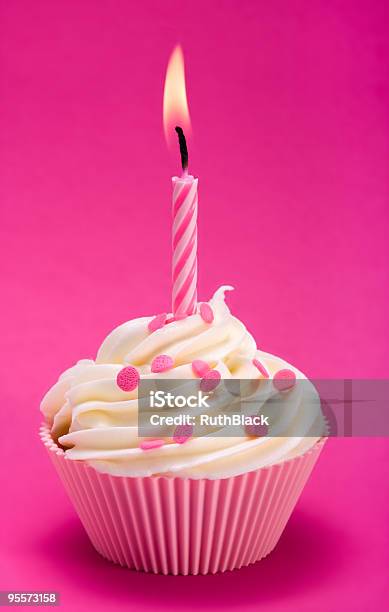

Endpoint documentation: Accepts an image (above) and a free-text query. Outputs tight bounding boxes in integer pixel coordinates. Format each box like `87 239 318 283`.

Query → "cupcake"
40 285 326 574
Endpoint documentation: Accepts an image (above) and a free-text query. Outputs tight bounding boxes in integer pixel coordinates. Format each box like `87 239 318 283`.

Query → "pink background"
1 1 388 610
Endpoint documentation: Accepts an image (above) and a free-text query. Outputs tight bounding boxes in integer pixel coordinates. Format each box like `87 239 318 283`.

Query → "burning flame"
163 45 192 149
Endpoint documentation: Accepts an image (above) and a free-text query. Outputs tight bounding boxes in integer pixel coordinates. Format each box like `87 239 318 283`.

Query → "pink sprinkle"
116 366 140 392
253 358 270 378
148 313 167 333
245 423 268 437
273 369 296 392
173 424 193 444
140 439 165 451
151 354 174 373
200 302 214 323
165 315 176 325
192 359 211 378
200 369 221 392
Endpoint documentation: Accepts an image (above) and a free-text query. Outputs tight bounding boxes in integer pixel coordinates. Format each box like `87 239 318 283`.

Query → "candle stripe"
173 203 197 249
174 259 197 309
173 181 197 219
173 236 197 290
173 185 197 227
185 274 198 315
173 182 192 215
174 257 197 313
172 176 198 317
173 194 197 265
173 208 197 257
172 225 197 282
175 255 197 298
173 255 197 314
189 292 197 313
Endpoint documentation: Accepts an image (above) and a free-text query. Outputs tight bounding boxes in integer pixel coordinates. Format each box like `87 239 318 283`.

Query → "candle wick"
175 126 188 172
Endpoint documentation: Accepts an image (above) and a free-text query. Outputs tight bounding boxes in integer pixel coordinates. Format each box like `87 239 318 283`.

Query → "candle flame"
163 45 192 149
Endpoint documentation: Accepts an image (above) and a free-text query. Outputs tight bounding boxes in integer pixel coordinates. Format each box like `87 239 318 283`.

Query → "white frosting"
41 287 324 478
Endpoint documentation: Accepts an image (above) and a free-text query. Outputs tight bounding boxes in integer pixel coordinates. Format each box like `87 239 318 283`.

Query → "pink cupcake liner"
40 424 326 575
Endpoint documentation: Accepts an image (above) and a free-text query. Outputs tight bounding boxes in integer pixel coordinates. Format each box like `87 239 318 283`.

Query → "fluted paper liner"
40 424 325 575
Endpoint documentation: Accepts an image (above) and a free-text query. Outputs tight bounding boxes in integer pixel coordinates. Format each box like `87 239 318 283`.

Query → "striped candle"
172 174 198 318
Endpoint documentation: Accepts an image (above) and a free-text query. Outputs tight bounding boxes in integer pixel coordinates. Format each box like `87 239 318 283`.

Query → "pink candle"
163 46 198 318
172 171 198 317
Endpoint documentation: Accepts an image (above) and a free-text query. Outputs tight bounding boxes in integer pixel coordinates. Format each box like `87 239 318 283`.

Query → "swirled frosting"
41 287 324 478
